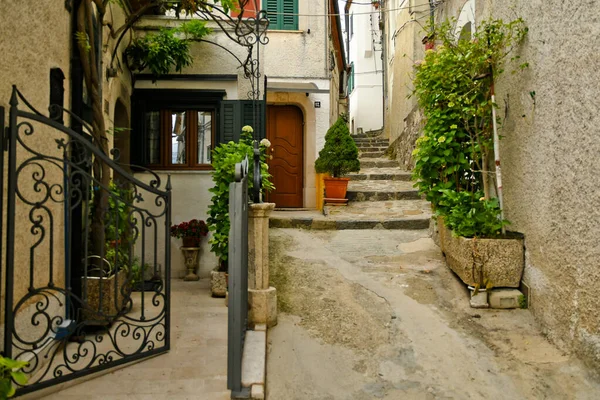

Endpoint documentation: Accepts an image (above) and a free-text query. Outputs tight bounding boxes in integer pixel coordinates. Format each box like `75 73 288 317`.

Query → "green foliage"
411 18 527 237
207 128 274 269
0 356 28 399
436 190 509 238
518 294 528 309
315 117 360 178
125 19 216 77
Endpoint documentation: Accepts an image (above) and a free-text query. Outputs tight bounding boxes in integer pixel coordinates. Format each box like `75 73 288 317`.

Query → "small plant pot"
182 236 200 247
323 177 351 199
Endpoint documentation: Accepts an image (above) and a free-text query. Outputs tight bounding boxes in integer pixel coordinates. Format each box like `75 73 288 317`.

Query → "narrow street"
267 228 600 399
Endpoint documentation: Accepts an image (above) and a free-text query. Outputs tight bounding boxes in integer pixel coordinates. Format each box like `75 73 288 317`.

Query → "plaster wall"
386 0 429 142
263 0 329 80
348 4 383 133
394 0 600 371
0 1 71 349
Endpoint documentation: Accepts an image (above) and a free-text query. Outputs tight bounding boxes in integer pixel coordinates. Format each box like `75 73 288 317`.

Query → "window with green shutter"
348 63 355 93
265 0 298 30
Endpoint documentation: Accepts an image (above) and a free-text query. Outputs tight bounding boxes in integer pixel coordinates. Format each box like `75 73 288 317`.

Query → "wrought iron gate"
1 86 171 396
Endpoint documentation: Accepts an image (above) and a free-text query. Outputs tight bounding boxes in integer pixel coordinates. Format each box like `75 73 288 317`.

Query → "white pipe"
491 94 505 234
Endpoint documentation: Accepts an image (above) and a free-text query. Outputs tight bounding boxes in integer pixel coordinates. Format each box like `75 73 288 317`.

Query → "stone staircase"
270 129 431 230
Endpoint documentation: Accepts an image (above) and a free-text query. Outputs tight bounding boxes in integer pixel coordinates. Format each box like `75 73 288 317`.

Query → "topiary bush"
315 117 360 177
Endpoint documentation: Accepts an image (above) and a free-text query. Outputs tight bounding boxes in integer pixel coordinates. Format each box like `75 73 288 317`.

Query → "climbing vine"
411 18 528 237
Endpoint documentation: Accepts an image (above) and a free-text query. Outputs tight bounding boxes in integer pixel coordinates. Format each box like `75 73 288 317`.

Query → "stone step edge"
346 190 422 201
348 173 412 181
270 216 431 230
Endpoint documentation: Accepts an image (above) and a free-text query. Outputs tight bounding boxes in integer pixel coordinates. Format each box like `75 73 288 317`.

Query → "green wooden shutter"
219 100 240 145
281 0 298 30
265 0 279 29
240 100 266 140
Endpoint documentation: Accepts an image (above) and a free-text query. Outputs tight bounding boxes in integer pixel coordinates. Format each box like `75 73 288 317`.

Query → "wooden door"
267 105 304 208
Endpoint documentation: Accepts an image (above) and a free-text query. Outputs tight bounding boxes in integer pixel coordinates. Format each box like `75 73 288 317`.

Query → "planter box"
82 269 129 324
211 270 227 298
438 217 524 288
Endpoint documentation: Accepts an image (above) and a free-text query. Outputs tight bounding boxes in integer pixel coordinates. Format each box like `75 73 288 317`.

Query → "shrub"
207 127 274 270
411 18 527 237
315 117 360 177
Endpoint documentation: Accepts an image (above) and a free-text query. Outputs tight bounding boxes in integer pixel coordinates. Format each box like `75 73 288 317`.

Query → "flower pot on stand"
182 236 200 247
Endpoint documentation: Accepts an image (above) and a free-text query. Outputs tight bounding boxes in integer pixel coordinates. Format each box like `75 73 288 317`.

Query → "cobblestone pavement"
39 280 229 400
267 228 600 400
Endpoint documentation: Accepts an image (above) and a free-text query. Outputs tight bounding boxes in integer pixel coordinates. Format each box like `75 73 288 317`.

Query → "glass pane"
171 111 187 165
197 111 213 164
146 111 160 164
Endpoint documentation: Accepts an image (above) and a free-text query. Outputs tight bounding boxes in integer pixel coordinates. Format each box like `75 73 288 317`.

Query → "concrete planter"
82 269 128 324
211 269 227 298
438 217 524 288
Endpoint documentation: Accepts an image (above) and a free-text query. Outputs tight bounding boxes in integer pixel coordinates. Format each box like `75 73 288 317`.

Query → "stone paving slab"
41 280 230 400
270 200 432 230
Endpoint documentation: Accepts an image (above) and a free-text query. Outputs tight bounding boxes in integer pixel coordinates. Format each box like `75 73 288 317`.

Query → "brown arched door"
267 105 304 208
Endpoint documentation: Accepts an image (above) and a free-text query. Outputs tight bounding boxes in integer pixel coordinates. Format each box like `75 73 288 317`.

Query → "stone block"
470 290 489 309
242 330 266 387
249 287 278 328
489 289 523 309
439 219 524 288
251 384 265 400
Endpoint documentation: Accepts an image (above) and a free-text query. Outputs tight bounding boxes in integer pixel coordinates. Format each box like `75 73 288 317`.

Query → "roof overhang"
267 81 329 94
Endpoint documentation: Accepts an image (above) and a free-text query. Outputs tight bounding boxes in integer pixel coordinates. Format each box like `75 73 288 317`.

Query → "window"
265 0 298 30
144 109 214 169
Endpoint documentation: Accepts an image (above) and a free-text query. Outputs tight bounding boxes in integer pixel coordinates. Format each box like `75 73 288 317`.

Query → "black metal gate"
227 157 249 398
1 86 171 396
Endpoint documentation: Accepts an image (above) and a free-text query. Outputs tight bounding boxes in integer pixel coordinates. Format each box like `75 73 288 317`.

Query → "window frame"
131 89 227 171
145 109 215 171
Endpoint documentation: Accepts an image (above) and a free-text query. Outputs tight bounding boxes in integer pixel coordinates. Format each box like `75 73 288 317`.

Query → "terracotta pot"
323 177 351 199
182 236 200 247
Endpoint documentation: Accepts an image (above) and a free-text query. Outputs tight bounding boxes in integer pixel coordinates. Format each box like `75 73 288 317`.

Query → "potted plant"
411 19 528 297
315 116 360 202
170 219 209 247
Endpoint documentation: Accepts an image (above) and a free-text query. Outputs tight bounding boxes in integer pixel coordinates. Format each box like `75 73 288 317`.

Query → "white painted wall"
348 4 384 134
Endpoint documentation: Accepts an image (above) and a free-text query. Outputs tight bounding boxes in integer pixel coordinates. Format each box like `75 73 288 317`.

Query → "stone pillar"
248 203 277 327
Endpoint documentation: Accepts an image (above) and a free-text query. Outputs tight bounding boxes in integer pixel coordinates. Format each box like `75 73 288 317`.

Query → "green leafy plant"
207 126 274 270
315 117 360 177
125 20 213 77
411 18 527 238
0 356 28 399
518 294 528 309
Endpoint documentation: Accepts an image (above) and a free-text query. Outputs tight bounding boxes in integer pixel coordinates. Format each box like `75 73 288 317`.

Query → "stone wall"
387 105 423 170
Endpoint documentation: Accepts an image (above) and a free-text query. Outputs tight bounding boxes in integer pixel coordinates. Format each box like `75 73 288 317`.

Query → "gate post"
248 203 277 327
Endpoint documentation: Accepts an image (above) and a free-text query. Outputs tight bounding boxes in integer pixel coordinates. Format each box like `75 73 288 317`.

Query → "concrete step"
348 167 412 181
351 129 383 139
359 158 400 168
359 151 387 158
355 146 389 152
352 138 389 145
347 180 421 202
270 200 432 230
